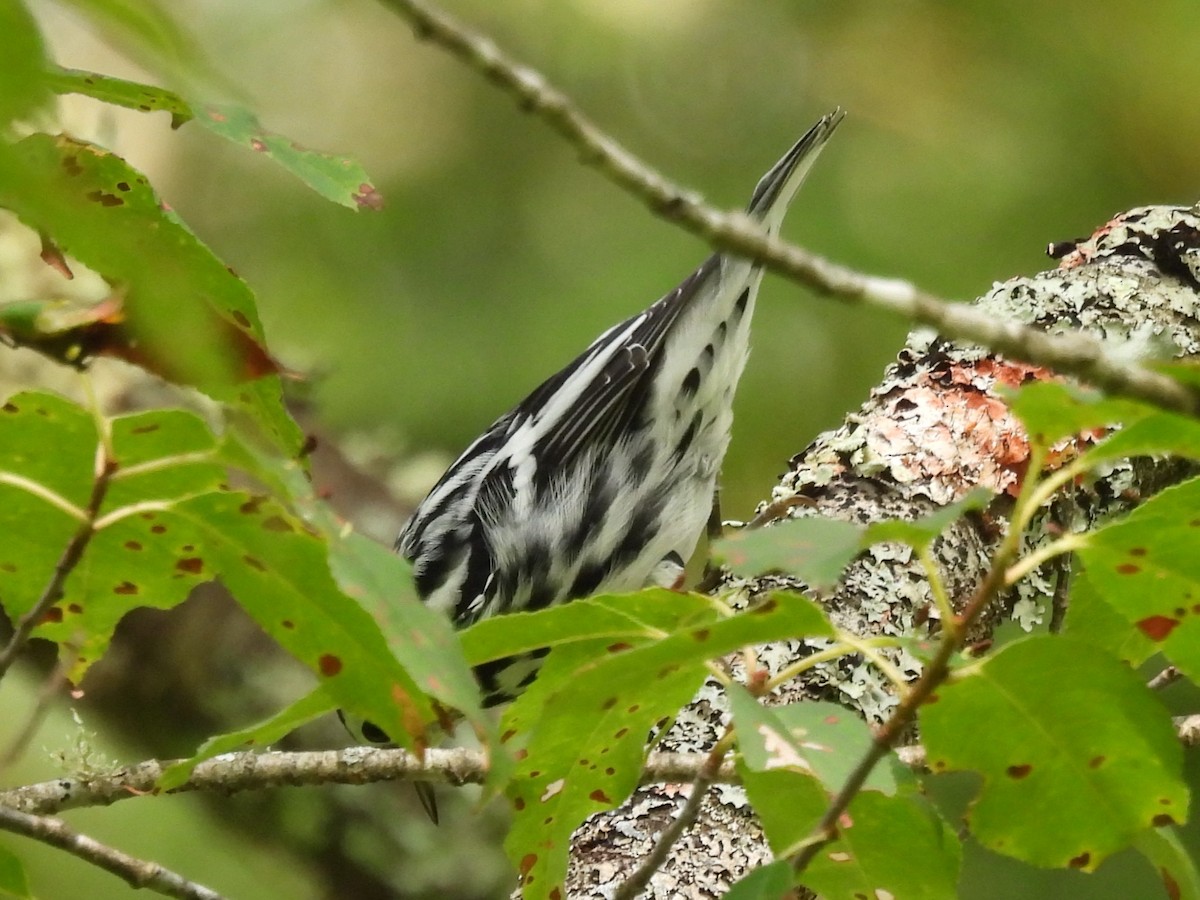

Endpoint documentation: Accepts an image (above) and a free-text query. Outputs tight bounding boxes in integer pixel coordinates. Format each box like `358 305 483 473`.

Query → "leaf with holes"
1077 478 1200 679
502 592 833 899
714 517 864 590
158 685 336 790
799 792 961 900
919 635 1185 870
0 136 300 455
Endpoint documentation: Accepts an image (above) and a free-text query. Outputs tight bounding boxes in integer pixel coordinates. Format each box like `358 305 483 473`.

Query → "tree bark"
564 204 1200 898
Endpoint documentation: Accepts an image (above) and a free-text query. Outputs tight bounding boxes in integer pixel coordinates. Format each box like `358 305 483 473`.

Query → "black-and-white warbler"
399 109 844 707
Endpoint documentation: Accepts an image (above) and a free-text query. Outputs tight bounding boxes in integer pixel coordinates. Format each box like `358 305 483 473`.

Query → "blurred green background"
4 0 1200 897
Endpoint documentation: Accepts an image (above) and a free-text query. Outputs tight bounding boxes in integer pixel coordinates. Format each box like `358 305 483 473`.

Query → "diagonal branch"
0 805 224 900
376 0 1200 417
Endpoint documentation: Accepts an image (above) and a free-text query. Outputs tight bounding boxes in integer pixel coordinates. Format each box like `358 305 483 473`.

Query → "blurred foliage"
1 1 1199 899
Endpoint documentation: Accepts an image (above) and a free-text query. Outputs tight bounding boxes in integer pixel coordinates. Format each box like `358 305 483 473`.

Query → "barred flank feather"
400 110 844 705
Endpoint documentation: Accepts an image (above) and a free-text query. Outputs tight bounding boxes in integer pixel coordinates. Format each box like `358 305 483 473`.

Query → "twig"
1148 666 1181 691
614 732 736 900
786 447 1046 873
0 444 115 681
376 0 1200 418
0 805 224 900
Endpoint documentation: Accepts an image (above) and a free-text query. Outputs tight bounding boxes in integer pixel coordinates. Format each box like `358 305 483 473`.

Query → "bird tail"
746 107 845 233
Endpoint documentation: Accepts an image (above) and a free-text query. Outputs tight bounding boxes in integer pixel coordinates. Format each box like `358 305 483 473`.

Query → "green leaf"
326 529 488 744
714 517 864 590
920 635 1185 870
45 66 382 208
46 65 192 127
864 487 993 550
1082 409 1200 466
1133 827 1200 900
0 135 301 455
800 792 961 900
729 683 898 795
0 839 31 899
0 0 52 125
158 685 336 790
1007 382 1146 446
723 861 795 900
460 588 715 666
194 104 383 210
1077 477 1200 679
1063 567 1154 666
501 590 834 899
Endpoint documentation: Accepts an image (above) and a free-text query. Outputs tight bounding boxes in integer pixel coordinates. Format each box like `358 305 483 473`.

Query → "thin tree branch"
0 444 114 681
7 717 1200 818
0 805 224 900
376 0 1200 417
614 732 736 900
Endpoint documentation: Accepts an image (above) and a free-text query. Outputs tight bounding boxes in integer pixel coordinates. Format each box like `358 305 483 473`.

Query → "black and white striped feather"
399 110 844 705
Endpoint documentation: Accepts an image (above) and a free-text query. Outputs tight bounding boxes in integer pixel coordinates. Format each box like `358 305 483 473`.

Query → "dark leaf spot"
150 524 167 534
354 182 384 210
41 607 63 624
281 620 294 630
67 603 82 614
262 515 294 533
606 642 632 654
318 654 342 677
1137 615 1180 641
692 628 710 641
614 728 629 739
124 540 142 551
1089 755 1105 769
589 789 612 804
1115 563 1140 575
2 402 17 413
513 797 525 811
130 423 160 435
85 189 123 207
114 581 138 595
519 853 538 879
1162 866 1182 900
140 512 157 520
116 181 131 191
501 729 517 743
751 597 779 615
1153 814 1177 827
239 497 265 515
549 888 562 900
657 664 679 679
1129 547 1148 557
627 704 640 714
175 557 203 574
250 138 267 152
527 770 541 779
243 555 266 571
1069 852 1091 869
1176 608 1188 618
1006 764 1033 779
601 697 617 711
232 310 251 328
0 562 16 573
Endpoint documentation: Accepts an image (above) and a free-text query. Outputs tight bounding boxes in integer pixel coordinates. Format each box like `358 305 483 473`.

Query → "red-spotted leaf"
920 635 1185 870
800 792 961 900
46 65 192 128
1133 827 1200 900
158 685 336 790
500 590 834 899
714 517 864 590
195 104 382 210
0 135 301 455
1063 568 1154 666
1077 477 1200 679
